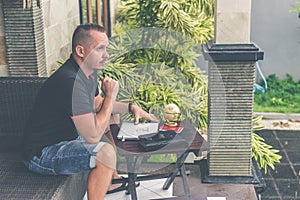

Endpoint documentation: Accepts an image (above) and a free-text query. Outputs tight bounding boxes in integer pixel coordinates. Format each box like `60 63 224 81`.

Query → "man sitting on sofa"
22 23 158 200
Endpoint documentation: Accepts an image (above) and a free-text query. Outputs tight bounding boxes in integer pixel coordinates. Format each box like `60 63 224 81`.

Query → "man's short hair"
72 23 106 53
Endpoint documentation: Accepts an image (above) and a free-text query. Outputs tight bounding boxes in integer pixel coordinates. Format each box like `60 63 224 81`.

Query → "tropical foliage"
252 116 282 173
290 1 300 17
101 0 215 130
254 74 300 113
114 0 214 43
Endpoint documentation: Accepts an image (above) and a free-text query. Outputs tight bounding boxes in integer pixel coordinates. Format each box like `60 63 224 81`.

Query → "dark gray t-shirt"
23 55 99 160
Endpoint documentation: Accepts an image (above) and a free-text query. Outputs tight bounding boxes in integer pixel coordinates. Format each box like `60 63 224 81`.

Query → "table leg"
127 172 137 199
163 152 189 190
179 161 191 199
125 155 144 200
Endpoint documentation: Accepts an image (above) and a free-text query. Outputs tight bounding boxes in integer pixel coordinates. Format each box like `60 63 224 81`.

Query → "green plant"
102 0 214 130
115 0 214 44
252 116 282 173
290 1 300 17
254 74 300 113
102 47 208 129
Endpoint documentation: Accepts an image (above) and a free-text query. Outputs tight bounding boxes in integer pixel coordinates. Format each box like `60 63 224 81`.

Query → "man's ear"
75 45 85 58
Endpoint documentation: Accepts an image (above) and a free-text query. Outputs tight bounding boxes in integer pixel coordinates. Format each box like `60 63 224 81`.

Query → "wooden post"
86 0 93 23
96 0 102 25
103 0 111 37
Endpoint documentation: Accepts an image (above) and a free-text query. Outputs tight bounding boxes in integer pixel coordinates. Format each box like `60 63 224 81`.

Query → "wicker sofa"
0 77 88 200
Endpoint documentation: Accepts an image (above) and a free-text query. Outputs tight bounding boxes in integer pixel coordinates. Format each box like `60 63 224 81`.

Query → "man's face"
83 30 109 71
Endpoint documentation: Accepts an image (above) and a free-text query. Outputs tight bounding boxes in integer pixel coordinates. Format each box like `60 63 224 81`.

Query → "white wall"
251 0 300 80
42 0 80 75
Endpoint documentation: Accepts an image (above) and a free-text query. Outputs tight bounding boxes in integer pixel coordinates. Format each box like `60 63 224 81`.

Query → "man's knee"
95 143 116 169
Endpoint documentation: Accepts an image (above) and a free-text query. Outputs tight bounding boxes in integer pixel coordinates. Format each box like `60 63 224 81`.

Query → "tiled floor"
255 129 300 200
105 178 173 200
83 156 259 200
90 163 257 200
169 128 300 200
83 177 173 200
172 164 257 200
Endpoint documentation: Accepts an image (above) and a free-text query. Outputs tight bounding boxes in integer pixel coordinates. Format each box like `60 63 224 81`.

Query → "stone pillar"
215 0 251 44
202 0 264 182
3 0 46 77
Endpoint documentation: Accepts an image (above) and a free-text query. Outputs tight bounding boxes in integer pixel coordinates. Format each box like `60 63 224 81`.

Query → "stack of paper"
117 121 159 140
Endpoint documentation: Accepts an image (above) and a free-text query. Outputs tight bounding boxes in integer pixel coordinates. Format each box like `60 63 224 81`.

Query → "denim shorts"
23 136 106 175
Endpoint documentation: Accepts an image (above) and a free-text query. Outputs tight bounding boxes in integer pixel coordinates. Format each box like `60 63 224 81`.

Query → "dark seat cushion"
0 77 47 152
0 152 88 200
0 77 88 199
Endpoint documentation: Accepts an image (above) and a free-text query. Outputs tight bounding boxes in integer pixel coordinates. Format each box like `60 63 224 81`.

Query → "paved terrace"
98 161 258 200
256 129 300 200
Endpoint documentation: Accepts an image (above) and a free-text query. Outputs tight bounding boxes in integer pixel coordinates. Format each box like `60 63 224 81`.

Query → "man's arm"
72 95 114 144
72 77 118 144
94 94 127 114
94 93 159 124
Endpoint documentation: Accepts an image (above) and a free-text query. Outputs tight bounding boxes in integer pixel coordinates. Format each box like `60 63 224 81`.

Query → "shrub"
254 74 300 113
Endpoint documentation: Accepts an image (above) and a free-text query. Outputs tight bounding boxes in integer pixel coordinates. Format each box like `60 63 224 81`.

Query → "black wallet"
138 130 188 151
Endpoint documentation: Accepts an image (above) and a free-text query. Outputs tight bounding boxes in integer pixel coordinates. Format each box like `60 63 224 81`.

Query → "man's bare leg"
102 129 123 191
87 144 116 200
105 115 139 191
104 129 140 192
106 115 123 182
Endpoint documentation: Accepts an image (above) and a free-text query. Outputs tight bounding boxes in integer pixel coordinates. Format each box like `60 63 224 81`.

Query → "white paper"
117 121 159 140
207 197 226 200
